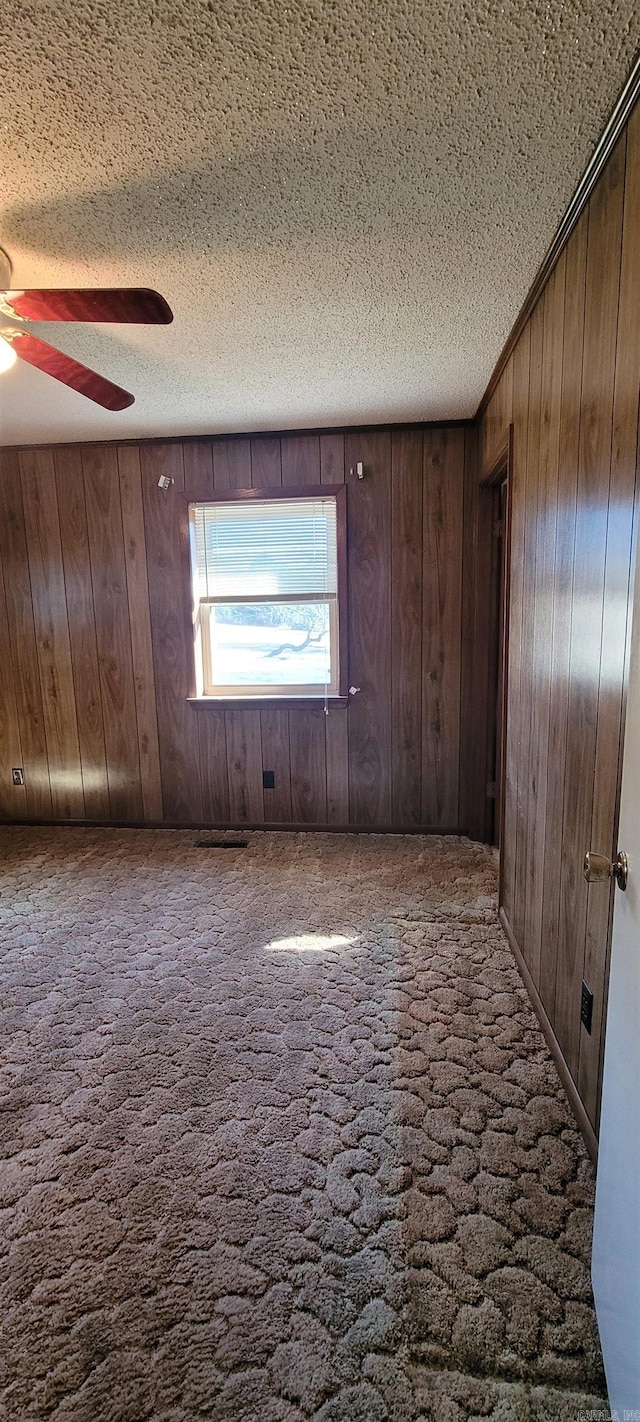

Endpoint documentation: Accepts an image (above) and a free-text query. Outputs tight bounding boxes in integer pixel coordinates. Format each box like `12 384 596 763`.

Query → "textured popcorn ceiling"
0 1 638 446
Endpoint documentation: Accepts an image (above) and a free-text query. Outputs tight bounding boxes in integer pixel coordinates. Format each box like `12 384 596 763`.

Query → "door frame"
479 426 513 876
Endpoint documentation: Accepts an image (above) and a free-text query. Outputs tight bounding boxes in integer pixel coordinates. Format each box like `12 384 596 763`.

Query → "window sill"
188 695 348 710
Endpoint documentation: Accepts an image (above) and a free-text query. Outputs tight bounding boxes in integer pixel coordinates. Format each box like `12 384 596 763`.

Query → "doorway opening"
480 432 512 853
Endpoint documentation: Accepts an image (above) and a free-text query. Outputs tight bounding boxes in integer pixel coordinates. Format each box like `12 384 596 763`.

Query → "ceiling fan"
0 248 173 410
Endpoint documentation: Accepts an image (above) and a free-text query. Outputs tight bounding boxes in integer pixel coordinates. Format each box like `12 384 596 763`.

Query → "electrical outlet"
12 768 24 786
580 980 593 1035
262 770 275 789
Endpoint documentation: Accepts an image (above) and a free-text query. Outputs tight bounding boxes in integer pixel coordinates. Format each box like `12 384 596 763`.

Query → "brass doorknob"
583 850 628 891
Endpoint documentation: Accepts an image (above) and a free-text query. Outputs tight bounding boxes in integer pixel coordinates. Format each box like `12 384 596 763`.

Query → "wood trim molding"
0 818 464 835
188 697 349 710
477 48 640 421
181 482 349 702
3 418 474 456
480 424 513 487
499 906 598 1162
182 483 346 504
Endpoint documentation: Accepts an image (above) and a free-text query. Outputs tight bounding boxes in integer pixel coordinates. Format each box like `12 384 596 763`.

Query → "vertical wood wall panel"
555 138 625 1079
141 443 203 822
281 434 320 487
83 445 143 821
212 438 252 490
525 259 565 987
251 436 282 489
289 708 327 823
1 422 477 832
481 116 639 1138
345 431 392 825
197 706 230 822
0 558 26 820
260 709 292 822
0 452 52 818
55 446 110 819
500 325 531 925
422 429 463 827
226 709 264 822
515 298 544 972
325 706 349 825
19 449 84 819
320 434 345 484
391 429 423 827
183 440 214 497
118 446 164 821
538 217 587 1017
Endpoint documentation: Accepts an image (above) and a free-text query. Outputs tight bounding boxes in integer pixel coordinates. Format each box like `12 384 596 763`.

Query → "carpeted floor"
0 828 607 1421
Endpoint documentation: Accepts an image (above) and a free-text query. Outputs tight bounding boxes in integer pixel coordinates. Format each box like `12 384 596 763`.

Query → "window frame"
182 484 348 707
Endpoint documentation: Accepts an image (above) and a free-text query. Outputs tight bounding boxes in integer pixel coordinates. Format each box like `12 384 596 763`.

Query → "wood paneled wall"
0 424 482 834
479 101 640 1137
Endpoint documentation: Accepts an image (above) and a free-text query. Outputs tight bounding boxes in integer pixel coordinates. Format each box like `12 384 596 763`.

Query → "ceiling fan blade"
0 288 173 324
3 328 135 410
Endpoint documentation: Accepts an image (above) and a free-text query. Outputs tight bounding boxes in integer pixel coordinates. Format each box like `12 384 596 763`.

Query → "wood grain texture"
2 423 476 835
500 324 530 928
19 448 84 819
55 445 110 818
183 441 214 497
197 705 230 821
538 219 587 1017
515 296 544 976
83 444 143 820
226 709 264 822
141 443 203 821
289 707 327 823
479 115 639 1141
422 429 464 828
459 427 478 838
0 556 26 820
320 434 345 484
0 452 52 818
281 434 320 487
345 431 392 826
251 436 282 488
525 261 565 985
391 430 423 826
260 709 292 822
325 706 349 824
555 136 625 1079
118 446 164 821
212 438 252 491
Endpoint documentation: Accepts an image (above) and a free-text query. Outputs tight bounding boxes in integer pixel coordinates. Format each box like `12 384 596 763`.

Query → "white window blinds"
191 498 338 600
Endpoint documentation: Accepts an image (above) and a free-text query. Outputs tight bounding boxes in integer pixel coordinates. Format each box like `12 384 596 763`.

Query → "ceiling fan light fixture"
0 333 17 373
0 243 171 406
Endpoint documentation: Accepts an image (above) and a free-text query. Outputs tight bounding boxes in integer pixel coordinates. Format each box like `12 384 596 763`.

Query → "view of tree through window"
209 603 331 687
189 495 341 696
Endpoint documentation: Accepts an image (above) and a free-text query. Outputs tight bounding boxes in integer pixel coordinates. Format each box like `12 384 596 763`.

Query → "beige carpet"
0 828 607 1421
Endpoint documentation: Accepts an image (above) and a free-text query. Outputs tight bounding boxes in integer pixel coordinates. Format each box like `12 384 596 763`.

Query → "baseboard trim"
0 817 466 836
498 906 598 1164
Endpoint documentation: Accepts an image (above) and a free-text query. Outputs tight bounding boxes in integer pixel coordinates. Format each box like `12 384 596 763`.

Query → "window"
188 489 345 700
